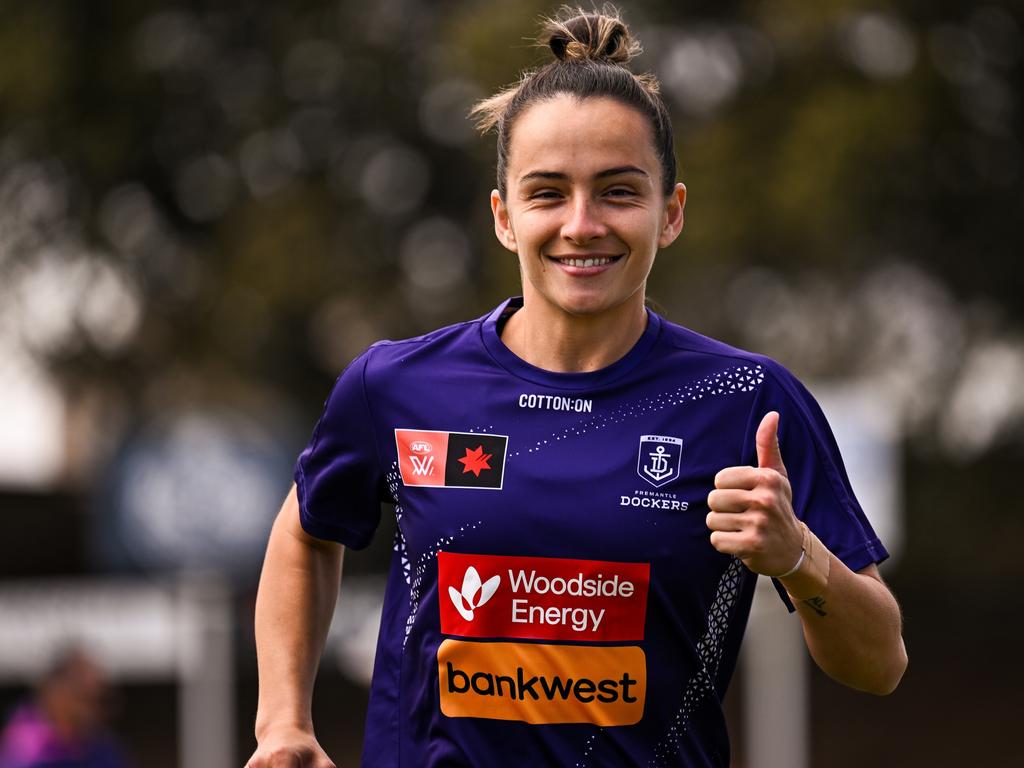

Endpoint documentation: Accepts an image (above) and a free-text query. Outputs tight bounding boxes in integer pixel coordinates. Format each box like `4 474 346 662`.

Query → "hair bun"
542 5 641 65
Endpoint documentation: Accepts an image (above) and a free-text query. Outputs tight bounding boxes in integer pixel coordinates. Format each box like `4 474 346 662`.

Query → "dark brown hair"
470 5 676 198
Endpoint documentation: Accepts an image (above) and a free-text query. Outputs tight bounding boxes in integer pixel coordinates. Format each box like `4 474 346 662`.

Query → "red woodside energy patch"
438 552 650 642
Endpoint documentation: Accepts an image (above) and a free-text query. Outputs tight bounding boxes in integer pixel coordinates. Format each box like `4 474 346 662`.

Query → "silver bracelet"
776 549 805 579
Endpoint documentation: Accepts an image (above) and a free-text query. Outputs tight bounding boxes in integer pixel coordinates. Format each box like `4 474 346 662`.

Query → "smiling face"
491 94 685 322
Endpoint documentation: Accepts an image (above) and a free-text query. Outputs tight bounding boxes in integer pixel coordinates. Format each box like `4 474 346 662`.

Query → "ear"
490 189 518 253
657 182 686 249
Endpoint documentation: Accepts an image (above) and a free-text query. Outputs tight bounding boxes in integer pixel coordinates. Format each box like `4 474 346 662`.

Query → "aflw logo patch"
395 429 508 489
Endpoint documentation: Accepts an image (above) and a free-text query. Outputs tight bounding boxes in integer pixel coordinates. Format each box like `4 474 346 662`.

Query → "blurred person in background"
0 646 129 768
247 6 907 767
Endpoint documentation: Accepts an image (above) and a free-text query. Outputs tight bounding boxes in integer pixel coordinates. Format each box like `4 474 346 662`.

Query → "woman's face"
491 95 685 321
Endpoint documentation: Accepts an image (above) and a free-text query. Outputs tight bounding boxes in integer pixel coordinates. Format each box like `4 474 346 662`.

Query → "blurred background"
0 0 1021 765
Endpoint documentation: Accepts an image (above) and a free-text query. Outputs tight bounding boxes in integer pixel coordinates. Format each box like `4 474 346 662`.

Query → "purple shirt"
296 297 887 767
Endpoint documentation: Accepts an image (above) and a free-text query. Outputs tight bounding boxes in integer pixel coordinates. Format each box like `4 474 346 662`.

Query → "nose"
561 196 608 245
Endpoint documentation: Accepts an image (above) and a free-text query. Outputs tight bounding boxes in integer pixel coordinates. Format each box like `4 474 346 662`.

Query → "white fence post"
177 571 235 768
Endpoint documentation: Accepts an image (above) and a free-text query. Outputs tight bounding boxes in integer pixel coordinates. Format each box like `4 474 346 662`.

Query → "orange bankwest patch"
438 639 646 725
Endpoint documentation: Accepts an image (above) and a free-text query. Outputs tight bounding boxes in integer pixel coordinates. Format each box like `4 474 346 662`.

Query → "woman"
247 8 907 768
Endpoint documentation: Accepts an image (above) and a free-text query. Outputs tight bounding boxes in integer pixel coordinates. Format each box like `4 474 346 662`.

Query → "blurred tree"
0 0 1021 457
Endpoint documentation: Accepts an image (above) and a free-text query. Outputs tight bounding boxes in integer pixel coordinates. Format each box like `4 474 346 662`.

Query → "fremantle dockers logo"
636 435 683 488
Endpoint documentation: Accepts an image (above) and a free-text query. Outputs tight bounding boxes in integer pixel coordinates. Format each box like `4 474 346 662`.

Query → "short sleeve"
744 361 890 575
294 348 386 549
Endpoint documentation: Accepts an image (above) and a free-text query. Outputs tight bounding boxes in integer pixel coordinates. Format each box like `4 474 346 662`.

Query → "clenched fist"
245 725 337 768
706 411 804 577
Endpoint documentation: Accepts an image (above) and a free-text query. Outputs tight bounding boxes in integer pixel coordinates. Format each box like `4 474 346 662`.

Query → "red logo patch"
438 552 650 642
396 430 449 486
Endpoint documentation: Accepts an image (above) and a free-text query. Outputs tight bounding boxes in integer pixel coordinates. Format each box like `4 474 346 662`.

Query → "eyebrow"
519 165 650 184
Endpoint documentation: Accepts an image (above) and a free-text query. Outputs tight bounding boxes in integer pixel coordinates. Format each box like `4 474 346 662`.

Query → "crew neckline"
480 296 663 390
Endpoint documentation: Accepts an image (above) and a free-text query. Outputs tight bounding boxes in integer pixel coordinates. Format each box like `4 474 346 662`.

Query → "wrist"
254 713 314 743
778 522 831 602
775 548 805 579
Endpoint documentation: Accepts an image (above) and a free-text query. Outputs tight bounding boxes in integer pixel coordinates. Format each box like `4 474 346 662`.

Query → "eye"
605 187 636 198
529 189 563 200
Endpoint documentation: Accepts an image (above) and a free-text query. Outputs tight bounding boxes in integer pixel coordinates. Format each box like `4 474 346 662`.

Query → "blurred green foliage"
0 0 1021 449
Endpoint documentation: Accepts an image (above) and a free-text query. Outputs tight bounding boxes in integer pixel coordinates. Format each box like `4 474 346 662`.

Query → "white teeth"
561 257 613 267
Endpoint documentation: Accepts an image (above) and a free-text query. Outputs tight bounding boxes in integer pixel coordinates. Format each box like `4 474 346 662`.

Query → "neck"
501 295 648 373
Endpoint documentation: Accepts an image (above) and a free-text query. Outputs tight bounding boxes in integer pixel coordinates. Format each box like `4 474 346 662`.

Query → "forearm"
780 554 907 695
254 486 344 739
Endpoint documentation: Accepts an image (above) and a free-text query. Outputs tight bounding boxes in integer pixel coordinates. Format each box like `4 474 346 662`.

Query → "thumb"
755 411 787 477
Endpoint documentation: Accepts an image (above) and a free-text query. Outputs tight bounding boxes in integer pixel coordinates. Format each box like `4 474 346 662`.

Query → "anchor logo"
636 435 683 488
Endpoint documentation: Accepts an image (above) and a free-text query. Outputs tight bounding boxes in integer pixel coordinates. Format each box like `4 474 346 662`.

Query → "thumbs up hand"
706 411 805 576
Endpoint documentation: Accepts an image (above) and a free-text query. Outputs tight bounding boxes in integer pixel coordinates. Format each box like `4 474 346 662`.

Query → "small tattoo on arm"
803 596 827 616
